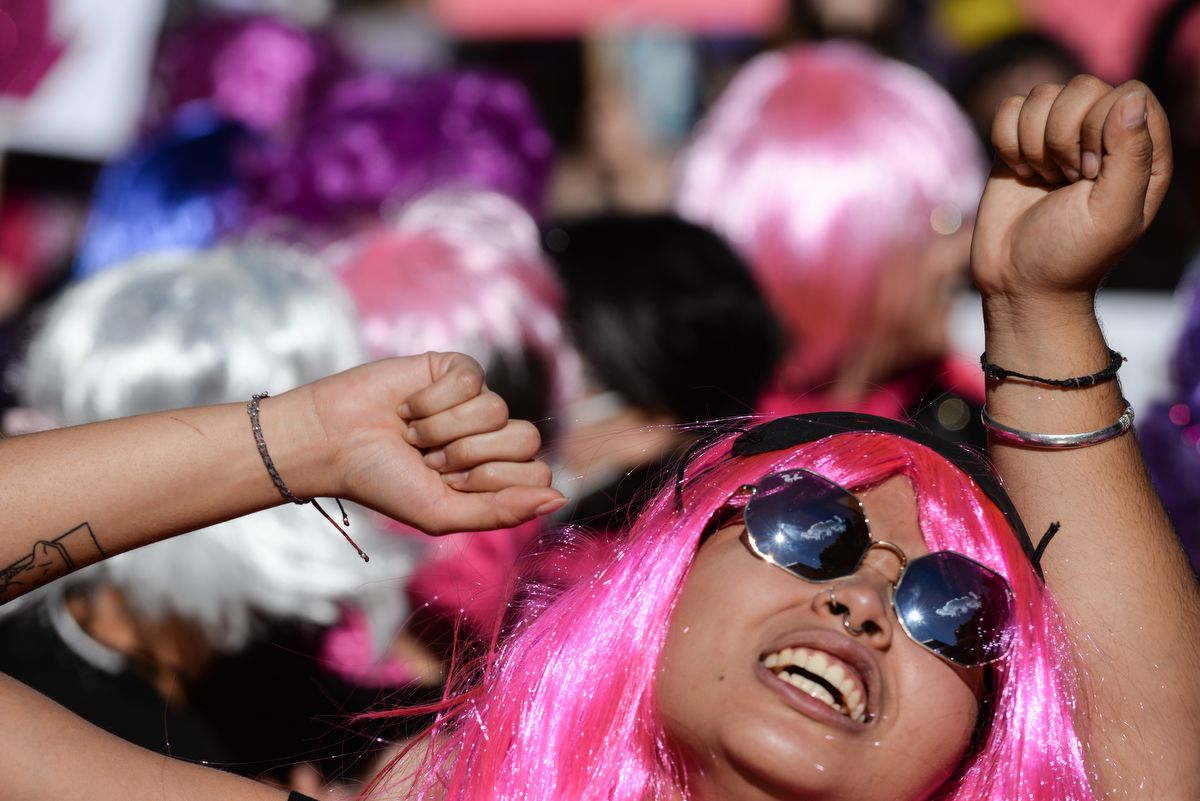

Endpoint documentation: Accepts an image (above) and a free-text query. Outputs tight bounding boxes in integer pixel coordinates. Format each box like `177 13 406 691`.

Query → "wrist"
981 289 1097 334
253 387 339 502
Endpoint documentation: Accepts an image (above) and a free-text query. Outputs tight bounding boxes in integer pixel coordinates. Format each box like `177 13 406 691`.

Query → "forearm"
0 392 326 603
0 672 286 801
983 293 1200 794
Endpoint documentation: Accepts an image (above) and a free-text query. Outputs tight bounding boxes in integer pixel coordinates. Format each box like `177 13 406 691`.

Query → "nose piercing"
829 586 866 636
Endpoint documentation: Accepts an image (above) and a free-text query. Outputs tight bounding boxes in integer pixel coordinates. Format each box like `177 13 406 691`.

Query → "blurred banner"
0 0 166 160
434 0 785 36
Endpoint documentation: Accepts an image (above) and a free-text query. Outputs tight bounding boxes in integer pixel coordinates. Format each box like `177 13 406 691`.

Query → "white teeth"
761 646 869 724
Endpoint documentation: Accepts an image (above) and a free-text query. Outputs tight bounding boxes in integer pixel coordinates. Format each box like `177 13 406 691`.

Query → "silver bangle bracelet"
981 402 1135 449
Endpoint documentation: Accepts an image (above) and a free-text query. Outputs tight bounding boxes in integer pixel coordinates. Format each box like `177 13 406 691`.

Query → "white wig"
14 242 413 651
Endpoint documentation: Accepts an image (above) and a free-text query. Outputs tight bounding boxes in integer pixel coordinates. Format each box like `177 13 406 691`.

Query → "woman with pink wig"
676 43 987 439
330 188 582 667
1 78 1197 801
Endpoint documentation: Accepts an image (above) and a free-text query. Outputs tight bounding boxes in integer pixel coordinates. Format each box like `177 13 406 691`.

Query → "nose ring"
829 586 866 636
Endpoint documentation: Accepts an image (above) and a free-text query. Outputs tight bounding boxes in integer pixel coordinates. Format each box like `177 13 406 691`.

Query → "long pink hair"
675 43 985 392
375 430 1093 800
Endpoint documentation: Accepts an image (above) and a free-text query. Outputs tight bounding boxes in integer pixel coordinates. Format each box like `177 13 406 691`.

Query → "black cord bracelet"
979 348 1125 388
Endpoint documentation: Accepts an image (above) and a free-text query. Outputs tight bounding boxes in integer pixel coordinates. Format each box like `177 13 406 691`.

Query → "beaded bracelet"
980 348 1125 388
248 393 368 561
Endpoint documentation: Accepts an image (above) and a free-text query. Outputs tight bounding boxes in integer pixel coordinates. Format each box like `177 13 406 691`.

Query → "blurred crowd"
2 0 1200 796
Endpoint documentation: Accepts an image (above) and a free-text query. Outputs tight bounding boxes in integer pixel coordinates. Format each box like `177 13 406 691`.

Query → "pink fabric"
407 520 546 635
1023 0 1174 81
319 606 417 688
0 0 66 97
757 356 985 420
433 0 784 35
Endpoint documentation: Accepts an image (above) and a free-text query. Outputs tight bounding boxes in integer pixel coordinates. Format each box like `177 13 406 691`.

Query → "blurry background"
0 0 1193 398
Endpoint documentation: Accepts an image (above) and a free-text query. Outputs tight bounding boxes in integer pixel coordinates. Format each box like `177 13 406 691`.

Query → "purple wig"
150 13 351 135
1140 276 1200 571
239 70 554 234
375 429 1092 801
675 43 985 391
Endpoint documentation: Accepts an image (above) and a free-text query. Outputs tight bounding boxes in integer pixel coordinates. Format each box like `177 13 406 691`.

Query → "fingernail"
399 403 412 419
1062 164 1080 182
1013 164 1035 179
405 424 421 444
534 497 568 516
424 450 447 469
1121 91 1148 128
1081 151 1100 179
442 471 468 485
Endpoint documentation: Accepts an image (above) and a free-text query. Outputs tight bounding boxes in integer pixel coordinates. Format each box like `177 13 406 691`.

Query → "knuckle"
1069 74 1109 94
511 419 541 448
475 462 501 484
1027 82 1064 100
453 366 483 393
444 439 473 465
996 94 1025 117
484 392 509 421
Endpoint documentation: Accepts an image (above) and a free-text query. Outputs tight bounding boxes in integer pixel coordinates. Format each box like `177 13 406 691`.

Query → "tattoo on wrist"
0 523 105 603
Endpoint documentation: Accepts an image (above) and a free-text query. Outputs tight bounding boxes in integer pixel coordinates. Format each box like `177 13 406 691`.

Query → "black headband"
675 412 1055 581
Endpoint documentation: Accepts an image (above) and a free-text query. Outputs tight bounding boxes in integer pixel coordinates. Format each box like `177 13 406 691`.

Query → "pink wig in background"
376 429 1092 801
150 14 352 135
332 189 582 641
675 43 985 393
334 188 582 416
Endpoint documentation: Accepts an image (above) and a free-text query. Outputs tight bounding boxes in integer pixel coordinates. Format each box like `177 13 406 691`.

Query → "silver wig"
14 242 413 651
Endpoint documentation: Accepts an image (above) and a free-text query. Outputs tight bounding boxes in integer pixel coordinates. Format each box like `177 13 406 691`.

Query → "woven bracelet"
980 348 1125 388
247 393 368 562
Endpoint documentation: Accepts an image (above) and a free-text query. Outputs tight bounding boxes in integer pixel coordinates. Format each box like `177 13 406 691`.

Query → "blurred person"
331 188 581 663
1139 274 1200 571
950 31 1083 156
240 69 554 243
72 105 249 280
542 212 785 532
0 242 413 774
149 11 352 136
676 42 988 444
1124 0 1200 290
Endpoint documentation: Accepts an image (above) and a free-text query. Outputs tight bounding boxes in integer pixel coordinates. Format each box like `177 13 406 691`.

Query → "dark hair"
544 213 785 423
950 32 1083 152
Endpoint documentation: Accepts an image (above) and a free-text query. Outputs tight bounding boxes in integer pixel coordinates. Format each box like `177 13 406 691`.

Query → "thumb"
1091 91 1152 241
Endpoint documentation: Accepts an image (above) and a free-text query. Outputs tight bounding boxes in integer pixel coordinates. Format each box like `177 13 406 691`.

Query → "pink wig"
378 429 1092 801
675 43 985 391
334 189 582 415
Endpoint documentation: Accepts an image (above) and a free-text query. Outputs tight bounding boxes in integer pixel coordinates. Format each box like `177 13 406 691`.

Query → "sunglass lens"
893 552 1015 666
744 470 871 580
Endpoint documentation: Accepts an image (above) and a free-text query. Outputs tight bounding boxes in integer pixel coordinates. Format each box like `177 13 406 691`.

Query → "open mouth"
762 647 869 723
